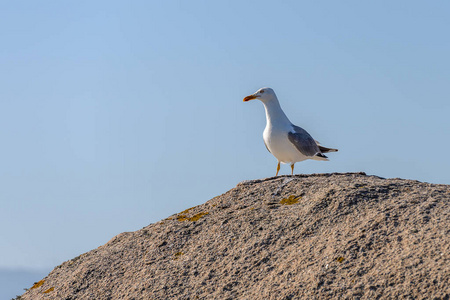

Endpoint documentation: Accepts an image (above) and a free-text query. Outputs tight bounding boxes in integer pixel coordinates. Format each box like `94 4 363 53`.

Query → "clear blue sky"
1 0 449 295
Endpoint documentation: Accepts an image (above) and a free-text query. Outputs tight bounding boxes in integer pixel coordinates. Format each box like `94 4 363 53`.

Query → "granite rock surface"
21 173 450 299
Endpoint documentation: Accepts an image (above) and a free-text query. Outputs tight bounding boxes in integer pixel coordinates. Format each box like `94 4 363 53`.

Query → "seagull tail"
312 153 329 161
318 145 338 153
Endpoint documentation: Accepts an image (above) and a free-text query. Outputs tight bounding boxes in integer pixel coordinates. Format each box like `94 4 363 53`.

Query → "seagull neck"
262 98 291 126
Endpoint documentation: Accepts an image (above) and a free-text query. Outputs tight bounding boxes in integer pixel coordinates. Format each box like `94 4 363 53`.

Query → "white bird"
243 87 338 176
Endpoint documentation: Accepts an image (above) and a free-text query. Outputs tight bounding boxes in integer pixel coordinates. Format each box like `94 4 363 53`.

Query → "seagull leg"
276 161 280 176
291 164 295 175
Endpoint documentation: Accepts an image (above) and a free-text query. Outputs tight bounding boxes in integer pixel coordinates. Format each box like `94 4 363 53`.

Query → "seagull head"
243 87 276 103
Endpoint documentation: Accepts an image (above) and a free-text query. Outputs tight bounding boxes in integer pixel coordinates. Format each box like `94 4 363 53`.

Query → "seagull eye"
260 90 264 94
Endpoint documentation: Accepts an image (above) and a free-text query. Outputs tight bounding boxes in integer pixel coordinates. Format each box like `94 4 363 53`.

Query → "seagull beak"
243 94 257 102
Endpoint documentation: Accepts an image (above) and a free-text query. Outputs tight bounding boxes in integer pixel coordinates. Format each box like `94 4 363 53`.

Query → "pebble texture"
21 173 450 299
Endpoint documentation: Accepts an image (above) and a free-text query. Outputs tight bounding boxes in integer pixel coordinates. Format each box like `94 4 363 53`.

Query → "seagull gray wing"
288 125 322 157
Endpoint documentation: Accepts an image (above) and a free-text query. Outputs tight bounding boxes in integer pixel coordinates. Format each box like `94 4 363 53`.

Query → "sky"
1 0 449 297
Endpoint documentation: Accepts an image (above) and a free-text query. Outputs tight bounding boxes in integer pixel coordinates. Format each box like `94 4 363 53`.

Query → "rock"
20 173 450 299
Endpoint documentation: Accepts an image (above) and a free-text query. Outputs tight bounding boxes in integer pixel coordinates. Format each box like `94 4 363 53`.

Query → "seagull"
243 87 338 176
